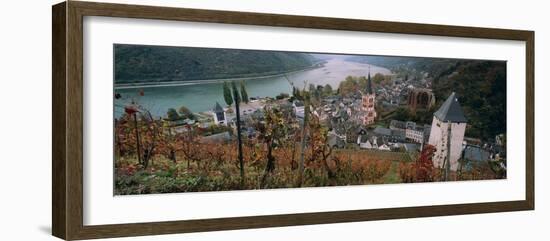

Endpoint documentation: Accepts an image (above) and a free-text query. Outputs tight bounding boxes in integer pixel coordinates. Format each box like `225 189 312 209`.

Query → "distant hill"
346 55 460 78
348 55 506 141
115 45 318 83
346 56 417 68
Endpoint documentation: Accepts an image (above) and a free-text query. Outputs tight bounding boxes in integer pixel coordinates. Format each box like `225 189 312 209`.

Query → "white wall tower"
428 92 467 171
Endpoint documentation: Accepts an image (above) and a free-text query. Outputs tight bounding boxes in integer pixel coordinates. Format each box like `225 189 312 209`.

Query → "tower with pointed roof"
361 69 377 125
212 102 227 125
428 92 467 171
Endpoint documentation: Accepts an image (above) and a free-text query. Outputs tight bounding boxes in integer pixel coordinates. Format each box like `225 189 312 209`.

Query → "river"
114 59 390 118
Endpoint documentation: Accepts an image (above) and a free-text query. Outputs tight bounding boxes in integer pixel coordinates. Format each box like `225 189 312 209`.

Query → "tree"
240 81 249 103
178 105 194 119
275 92 290 100
398 144 436 183
159 120 178 163
338 76 359 96
179 127 202 170
230 81 244 187
309 84 320 106
256 106 288 187
166 108 180 121
357 76 368 89
373 73 385 84
125 105 142 167
294 83 311 187
139 110 161 169
231 81 241 104
223 81 233 106
124 104 161 170
415 145 436 182
308 114 334 179
322 84 333 96
292 86 300 99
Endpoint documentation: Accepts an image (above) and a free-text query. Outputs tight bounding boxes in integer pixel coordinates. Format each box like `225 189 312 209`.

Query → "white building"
212 102 227 125
406 127 424 143
390 119 427 144
378 144 391 151
428 92 468 171
293 100 305 119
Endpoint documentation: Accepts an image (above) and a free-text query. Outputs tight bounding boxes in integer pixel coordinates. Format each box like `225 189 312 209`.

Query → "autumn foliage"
114 105 397 194
399 145 436 183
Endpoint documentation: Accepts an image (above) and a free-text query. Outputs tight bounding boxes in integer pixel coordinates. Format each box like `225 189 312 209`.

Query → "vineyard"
114 135 398 194
114 109 499 195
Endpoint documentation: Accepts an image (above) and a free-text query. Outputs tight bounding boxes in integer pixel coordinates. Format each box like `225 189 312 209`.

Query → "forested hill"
431 60 506 141
346 56 417 68
115 45 318 83
348 55 507 141
346 56 461 78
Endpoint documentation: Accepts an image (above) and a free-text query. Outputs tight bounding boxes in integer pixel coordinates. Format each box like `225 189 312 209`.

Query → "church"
428 92 467 171
361 71 377 125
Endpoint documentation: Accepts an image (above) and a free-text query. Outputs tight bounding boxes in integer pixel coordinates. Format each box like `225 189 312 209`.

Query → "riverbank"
115 64 324 89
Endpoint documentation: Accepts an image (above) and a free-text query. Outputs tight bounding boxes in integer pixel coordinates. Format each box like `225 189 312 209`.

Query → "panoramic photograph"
113 44 507 195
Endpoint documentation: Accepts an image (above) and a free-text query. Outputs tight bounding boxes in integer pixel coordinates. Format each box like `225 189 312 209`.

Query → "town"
161 69 506 180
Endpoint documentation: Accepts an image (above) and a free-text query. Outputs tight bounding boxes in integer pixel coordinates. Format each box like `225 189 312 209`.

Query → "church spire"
366 66 373 94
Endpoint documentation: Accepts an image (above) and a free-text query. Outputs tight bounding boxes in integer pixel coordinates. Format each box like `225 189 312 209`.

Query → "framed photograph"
52 1 534 240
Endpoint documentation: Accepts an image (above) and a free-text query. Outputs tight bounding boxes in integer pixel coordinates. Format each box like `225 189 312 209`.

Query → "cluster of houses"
305 72 431 153
375 73 432 109
351 120 430 152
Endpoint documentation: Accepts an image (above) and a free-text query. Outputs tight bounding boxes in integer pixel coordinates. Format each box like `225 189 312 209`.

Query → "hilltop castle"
361 71 377 125
428 92 467 171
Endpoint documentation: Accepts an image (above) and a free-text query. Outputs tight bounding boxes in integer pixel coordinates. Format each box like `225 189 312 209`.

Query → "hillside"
115 45 318 83
432 60 506 141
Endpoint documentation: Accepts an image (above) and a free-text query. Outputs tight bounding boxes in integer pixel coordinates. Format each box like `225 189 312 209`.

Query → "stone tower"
428 92 467 171
362 70 377 125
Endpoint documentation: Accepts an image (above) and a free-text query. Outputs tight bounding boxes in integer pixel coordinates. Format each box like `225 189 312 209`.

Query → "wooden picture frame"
52 1 534 240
